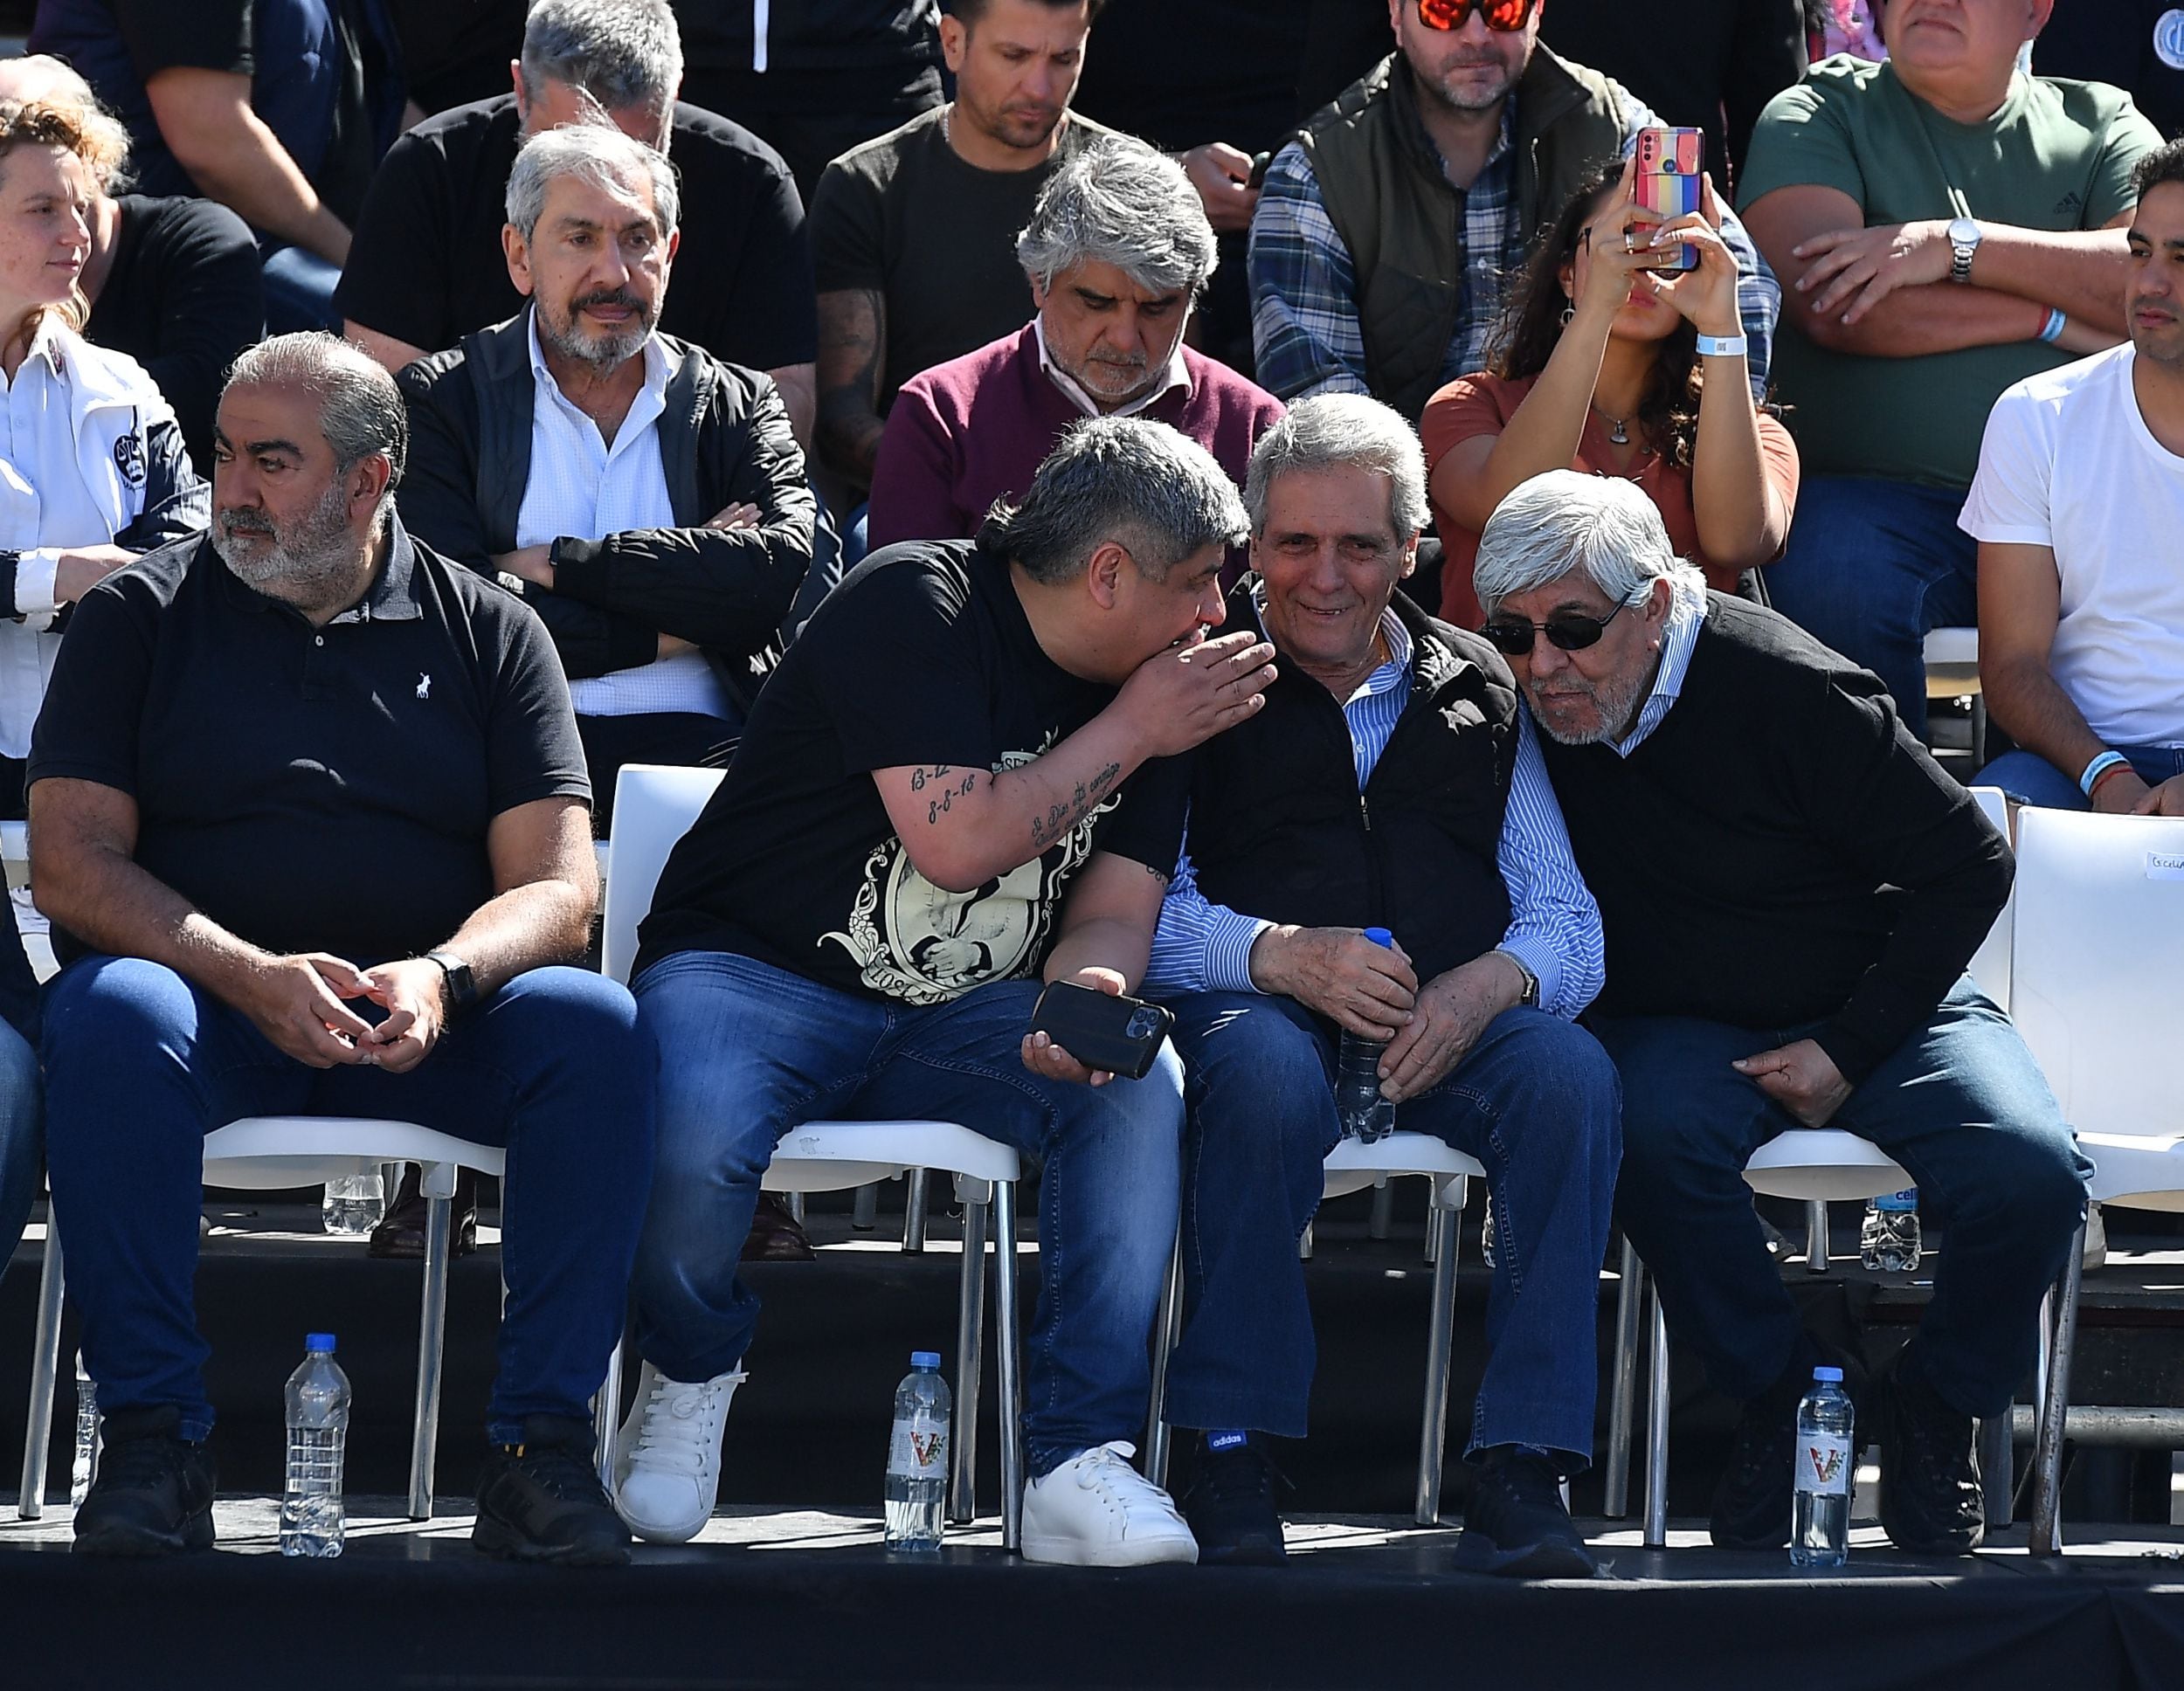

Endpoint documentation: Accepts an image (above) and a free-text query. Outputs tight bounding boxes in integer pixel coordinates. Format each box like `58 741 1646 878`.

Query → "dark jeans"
1978 744 2184 811
1765 474 1977 738
1598 979 2090 1418
1161 993 1621 1467
42 957 658 1444
630 950 1183 1477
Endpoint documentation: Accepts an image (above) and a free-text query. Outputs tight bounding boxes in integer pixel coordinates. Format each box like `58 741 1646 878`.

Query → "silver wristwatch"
1947 215 1982 284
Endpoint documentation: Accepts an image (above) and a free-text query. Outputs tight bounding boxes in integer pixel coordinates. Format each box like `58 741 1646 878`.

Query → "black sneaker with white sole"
1874 1347 1984 1556
72 1405 217 1557
1453 1447 1597 1578
473 1416 632 1567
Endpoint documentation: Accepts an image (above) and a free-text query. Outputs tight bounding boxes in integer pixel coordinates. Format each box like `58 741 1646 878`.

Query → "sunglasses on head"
1480 597 1633 656
1417 0 1539 31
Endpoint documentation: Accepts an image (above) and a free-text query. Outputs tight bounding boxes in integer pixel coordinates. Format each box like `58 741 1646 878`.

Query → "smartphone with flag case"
1632 127 1704 273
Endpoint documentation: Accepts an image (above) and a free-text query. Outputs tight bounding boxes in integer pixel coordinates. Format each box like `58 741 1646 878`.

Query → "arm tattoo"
1030 762 1123 850
815 288 888 480
908 765 978 825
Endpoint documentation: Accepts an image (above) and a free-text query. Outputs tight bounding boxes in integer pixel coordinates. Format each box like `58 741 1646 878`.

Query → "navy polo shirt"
28 520 590 967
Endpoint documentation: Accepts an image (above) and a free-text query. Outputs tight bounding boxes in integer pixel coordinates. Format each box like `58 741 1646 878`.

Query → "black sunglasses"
1481 597 1633 656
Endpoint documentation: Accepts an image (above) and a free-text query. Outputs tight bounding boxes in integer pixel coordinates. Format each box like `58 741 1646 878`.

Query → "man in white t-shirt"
1962 141 2184 815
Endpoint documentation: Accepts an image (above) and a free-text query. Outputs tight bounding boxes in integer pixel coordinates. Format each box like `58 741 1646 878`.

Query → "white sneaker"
612 1360 745 1543
1020 1441 1199 1567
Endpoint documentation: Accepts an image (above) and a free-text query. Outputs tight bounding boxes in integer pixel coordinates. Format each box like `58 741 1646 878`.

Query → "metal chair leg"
1144 1229 1185 1490
1415 1185 1464 1526
1643 1282 1670 1549
1804 1199 1829 1274
992 1178 1025 1553
408 1171 454 1521
18 1217 64 1519
852 1182 879 1232
784 1191 806 1225
1299 1218 1314 1260
1368 1181 1394 1240
592 1337 624 1492
1978 1411 2013 1530
1604 1239 1643 1519
902 1169 929 1254
949 1196 990 1525
2028 1221 2086 1556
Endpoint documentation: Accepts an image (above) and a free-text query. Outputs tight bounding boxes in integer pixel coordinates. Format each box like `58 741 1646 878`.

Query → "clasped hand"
241 952 447 1073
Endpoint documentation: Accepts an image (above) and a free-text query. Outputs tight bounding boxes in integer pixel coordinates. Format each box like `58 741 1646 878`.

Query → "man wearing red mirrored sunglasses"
1248 0 1780 425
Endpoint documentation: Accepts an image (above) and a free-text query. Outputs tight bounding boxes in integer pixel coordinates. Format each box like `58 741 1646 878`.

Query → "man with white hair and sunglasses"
1472 468 2089 1560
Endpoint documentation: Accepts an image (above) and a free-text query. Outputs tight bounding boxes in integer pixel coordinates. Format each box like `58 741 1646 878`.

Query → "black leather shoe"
741 1192 816 1263
1178 1435 1288 1566
473 1416 631 1567
1453 1448 1596 1578
370 1164 479 1260
73 1405 216 1557
1875 1348 1984 1555
1711 1336 1864 1551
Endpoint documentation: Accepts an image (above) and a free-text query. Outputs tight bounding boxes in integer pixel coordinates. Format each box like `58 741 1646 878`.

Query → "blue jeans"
1766 475 1977 737
0 1017 39 1286
1598 979 2090 1418
630 951 1185 1477
42 957 657 1444
1977 744 2184 811
259 244 343 335
1160 993 1621 1467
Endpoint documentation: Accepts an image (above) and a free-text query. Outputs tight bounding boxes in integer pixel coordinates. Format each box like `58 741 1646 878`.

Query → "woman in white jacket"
0 96 207 1282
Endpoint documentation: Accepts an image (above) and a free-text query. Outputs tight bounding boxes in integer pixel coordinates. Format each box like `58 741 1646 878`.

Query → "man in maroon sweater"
867 135 1283 549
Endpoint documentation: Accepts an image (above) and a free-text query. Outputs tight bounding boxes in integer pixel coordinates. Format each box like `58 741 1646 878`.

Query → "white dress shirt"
1033 316 1190 419
514 314 734 721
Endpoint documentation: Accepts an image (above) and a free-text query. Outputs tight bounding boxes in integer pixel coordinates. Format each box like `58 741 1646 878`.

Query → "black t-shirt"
333 96 817 371
1070 0 1317 155
28 523 591 967
87 194 265 475
636 539 1189 1001
811 106 1116 408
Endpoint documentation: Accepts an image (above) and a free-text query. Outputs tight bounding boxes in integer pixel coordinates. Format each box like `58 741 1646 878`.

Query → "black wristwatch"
423 949 479 1018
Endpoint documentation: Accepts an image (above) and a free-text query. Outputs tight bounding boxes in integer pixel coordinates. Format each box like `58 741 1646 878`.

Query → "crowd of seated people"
0 0 2175 1579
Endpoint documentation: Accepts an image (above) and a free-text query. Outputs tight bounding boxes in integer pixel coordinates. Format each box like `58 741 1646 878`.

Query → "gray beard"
539 307 650 374
211 480 361 601
1527 666 1653 747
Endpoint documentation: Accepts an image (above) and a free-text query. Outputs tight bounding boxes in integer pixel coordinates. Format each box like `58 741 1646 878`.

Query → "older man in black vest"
1142 394 1619 1577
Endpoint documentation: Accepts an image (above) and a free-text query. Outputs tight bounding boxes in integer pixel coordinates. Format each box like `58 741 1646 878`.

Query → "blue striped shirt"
1144 610 1605 1018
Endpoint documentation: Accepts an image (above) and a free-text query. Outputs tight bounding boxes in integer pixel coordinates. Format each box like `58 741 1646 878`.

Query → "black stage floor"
1 1500 2181 1689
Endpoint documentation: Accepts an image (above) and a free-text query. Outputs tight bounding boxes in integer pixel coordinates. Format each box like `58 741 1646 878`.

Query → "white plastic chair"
1602 788 2014 1544
2009 807 2184 1553
21 1120 502 1522
606 764 1028 1549
1141 1129 1484 1525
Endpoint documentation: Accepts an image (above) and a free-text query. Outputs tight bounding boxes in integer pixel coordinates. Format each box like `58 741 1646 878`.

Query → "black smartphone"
1028 981 1175 1080
1247 149 1272 191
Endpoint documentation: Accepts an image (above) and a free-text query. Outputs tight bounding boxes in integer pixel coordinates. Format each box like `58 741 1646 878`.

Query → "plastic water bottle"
69 1352 98 1508
321 1170 385 1235
281 1334 351 1558
884 1351 950 1553
1860 1189 1921 1273
1335 927 1398 1143
1791 1365 1855 1569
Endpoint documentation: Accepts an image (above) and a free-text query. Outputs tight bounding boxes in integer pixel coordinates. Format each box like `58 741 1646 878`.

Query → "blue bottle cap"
1364 927 1394 948
910 1350 941 1370
1812 1365 1842 1383
307 1333 336 1352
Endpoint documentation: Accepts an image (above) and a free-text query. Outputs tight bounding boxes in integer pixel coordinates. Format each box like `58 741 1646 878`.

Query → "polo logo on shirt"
113 427 146 488
416 673 432 701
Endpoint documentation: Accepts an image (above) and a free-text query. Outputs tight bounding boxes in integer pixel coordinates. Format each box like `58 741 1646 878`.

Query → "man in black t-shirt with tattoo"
616 417 1277 1566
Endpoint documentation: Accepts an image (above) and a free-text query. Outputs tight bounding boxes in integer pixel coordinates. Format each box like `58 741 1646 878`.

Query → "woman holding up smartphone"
1423 155 1798 626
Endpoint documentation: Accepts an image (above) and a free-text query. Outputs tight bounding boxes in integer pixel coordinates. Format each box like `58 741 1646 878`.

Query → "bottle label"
1795 1432 1852 1497
888 1419 948 1478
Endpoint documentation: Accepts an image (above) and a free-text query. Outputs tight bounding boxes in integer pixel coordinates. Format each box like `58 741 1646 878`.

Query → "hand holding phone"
1026 978 1175 1085
1631 127 1704 273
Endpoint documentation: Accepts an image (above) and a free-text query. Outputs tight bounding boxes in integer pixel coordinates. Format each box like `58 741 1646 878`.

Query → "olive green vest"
1300 49 1631 422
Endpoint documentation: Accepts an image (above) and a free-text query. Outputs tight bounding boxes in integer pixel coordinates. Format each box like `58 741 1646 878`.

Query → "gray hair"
520 0 682 119
1016 136 1218 299
225 332 407 507
506 121 680 242
981 416 1248 585
1472 470 1704 613
1243 393 1427 539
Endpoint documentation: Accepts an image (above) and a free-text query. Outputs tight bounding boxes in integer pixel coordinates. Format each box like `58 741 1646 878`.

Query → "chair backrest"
2010 808 2184 1140
1966 786 2012 1011
601 763 729 985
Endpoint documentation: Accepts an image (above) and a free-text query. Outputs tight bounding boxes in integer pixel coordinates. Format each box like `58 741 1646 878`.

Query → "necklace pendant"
1608 418 1629 445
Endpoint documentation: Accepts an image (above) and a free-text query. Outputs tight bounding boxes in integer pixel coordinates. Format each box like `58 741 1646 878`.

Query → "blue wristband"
2079 749 2128 797
1695 332 1748 359
2038 308 2067 345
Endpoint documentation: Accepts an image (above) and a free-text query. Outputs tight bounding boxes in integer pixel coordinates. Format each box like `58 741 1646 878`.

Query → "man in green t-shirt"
1738 0 2161 734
